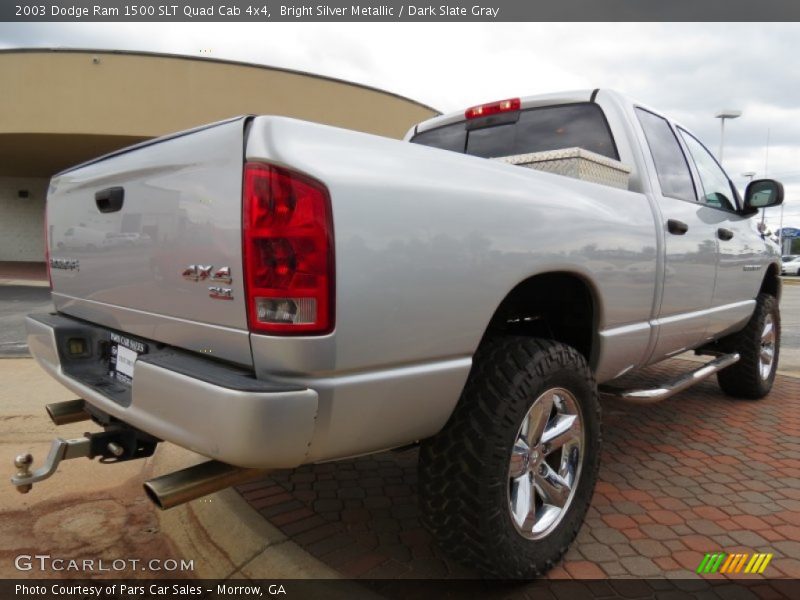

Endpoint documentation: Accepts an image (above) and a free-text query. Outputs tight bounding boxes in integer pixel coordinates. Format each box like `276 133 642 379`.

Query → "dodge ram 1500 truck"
16 89 784 578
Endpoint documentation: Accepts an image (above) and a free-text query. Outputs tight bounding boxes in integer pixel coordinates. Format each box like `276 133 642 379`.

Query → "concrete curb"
149 445 340 579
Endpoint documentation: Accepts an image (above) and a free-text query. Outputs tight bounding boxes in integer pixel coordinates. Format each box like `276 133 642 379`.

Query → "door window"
678 129 738 211
635 108 696 202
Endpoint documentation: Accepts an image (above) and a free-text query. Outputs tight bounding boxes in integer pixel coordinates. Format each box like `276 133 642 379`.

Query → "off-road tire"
417 337 601 578
717 293 780 400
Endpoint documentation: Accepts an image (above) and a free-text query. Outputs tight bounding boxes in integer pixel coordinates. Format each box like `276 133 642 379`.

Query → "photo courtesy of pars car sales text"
2 0 800 597
15 584 284 596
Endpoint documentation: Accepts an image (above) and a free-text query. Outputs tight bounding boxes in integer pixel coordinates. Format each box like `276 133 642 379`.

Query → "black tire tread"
717 293 780 400
418 336 601 578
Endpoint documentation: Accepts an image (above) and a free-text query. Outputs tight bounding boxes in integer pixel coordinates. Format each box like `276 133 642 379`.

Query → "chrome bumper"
26 313 318 469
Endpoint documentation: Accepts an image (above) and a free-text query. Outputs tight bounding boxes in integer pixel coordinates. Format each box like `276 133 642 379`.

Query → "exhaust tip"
46 399 89 426
142 460 267 511
143 482 166 510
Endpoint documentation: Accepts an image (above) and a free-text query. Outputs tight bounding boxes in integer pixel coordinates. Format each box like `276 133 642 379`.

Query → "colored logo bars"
697 552 773 575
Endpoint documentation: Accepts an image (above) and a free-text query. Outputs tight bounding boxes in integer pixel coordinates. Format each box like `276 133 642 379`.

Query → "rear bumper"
26 313 318 469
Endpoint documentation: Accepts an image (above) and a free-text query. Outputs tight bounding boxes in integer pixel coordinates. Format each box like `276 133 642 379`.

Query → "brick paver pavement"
237 359 800 580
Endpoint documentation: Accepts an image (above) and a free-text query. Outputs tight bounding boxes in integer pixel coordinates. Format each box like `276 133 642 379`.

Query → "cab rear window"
411 103 618 160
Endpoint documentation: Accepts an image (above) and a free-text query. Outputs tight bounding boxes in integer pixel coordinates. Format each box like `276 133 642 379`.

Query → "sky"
1 21 798 230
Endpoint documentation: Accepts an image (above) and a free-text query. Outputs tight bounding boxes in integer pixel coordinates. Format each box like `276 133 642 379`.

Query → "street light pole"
715 109 742 164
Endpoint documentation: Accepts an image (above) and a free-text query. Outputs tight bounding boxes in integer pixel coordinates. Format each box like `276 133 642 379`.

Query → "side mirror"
744 179 784 212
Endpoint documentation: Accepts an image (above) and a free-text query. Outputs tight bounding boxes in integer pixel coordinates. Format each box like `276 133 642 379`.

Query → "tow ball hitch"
11 399 158 494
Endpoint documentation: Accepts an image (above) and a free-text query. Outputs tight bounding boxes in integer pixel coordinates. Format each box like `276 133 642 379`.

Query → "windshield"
411 102 618 160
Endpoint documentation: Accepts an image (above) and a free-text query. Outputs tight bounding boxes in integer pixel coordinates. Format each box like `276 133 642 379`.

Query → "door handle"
667 219 689 235
95 187 124 213
717 228 734 241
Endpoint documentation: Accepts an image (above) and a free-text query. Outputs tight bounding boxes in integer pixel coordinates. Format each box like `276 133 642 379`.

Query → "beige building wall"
0 177 48 261
0 50 436 141
0 49 438 262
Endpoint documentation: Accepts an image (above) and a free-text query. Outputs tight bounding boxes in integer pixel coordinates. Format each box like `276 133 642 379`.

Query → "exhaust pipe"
46 399 90 426
143 460 267 510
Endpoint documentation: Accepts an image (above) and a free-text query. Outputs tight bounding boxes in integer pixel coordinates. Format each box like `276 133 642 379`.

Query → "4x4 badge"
182 265 213 282
211 266 232 284
182 265 233 283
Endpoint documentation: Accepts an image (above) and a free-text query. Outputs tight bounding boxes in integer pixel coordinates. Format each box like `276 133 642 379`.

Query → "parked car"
18 89 784 578
782 256 800 275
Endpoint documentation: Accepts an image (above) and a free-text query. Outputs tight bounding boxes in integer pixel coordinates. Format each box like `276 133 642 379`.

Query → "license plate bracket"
108 333 148 385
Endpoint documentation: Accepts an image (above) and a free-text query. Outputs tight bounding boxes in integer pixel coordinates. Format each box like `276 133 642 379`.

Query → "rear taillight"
242 163 334 335
464 97 521 120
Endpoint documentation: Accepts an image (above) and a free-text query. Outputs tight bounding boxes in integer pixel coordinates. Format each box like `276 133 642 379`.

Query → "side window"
678 129 738 211
635 108 696 202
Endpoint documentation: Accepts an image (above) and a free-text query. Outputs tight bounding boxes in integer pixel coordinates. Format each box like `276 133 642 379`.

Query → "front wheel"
717 293 780 399
417 337 601 578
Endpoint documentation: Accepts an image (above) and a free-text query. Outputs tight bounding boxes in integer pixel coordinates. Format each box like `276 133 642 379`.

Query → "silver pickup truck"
16 89 784 578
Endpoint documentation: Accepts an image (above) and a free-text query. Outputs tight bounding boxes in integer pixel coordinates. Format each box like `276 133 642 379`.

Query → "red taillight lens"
464 97 521 120
242 163 334 335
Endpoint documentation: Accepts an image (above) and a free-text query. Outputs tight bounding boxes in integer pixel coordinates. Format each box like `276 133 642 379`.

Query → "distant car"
782 255 798 263
782 256 800 275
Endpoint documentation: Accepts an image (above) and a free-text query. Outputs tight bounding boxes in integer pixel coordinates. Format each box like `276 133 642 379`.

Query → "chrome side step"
599 352 739 404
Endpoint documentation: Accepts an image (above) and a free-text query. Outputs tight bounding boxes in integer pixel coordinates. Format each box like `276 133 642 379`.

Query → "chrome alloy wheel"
507 387 584 540
759 314 776 380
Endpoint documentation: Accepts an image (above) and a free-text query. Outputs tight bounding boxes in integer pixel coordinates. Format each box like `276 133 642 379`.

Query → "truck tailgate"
47 117 252 366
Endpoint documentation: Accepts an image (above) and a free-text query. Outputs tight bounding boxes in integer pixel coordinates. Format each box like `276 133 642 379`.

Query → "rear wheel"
717 293 780 399
418 337 601 578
